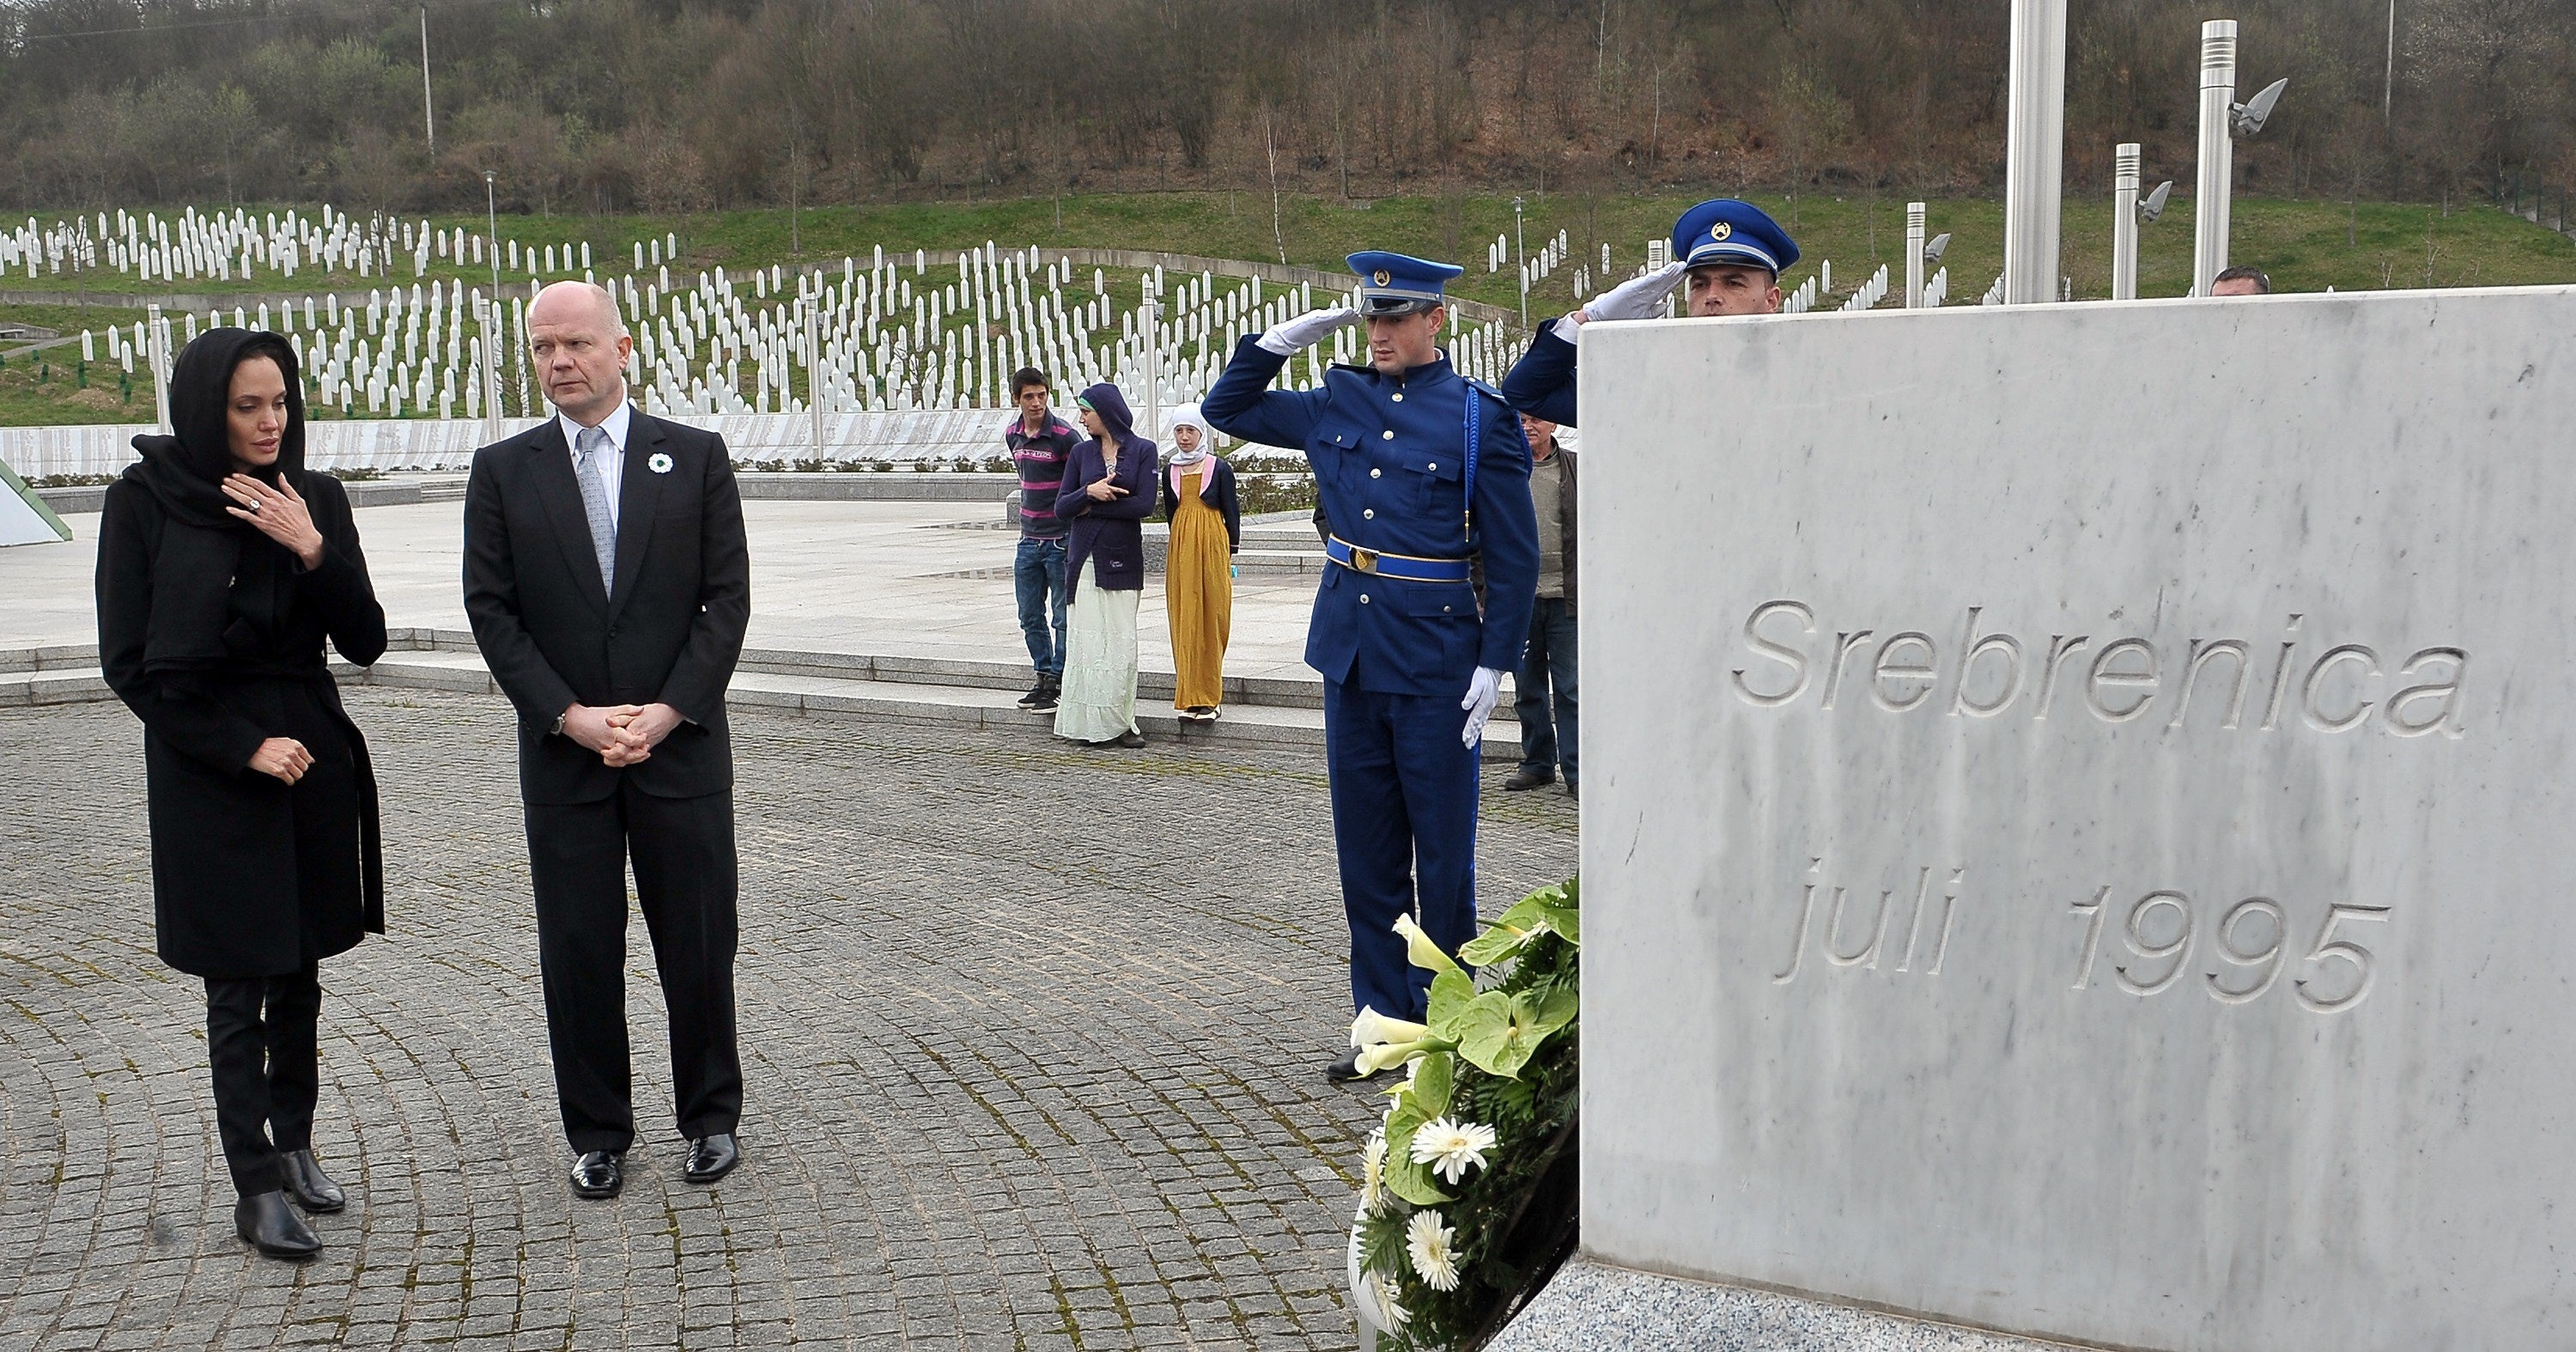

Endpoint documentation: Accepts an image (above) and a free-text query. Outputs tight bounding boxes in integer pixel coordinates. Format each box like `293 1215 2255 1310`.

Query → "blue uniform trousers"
1324 678 1481 1020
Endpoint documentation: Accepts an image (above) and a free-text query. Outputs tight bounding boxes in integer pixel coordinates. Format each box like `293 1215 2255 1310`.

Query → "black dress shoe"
569 1150 624 1199
683 1133 741 1185
234 1190 321 1260
1325 1051 1382 1084
1114 729 1147 749
1502 767 1558 792
281 1148 345 1213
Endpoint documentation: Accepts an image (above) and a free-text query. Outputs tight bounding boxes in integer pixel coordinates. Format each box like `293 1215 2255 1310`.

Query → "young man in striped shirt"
1007 367 1080 712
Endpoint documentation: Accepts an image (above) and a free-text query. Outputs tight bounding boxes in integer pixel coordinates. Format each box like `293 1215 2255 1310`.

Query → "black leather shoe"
281 1148 345 1213
1326 1051 1382 1084
683 1133 741 1185
1503 767 1557 792
569 1150 624 1199
1114 729 1147 749
234 1190 321 1260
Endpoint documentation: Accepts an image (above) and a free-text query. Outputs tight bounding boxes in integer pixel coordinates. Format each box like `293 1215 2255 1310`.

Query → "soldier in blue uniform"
1499 198 1799 426
1202 253 1540 1081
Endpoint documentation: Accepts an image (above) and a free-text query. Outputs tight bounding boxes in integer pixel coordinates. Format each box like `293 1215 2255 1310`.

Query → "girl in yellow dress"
1161 405 1240 722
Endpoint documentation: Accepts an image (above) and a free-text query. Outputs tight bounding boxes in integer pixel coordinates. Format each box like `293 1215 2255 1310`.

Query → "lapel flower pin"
647 452 673 475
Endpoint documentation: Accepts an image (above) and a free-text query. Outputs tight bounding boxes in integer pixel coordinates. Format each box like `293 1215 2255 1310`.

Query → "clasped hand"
562 702 682 766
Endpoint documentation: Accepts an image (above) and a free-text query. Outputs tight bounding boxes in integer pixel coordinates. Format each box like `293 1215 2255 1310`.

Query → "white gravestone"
1577 286 2576 1350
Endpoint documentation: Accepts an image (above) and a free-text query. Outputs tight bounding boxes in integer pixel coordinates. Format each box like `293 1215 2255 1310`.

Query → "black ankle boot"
234 1190 321 1259
282 1148 345 1213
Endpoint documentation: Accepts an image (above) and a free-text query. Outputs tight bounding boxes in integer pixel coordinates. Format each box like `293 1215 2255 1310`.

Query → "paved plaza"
0 685 1577 1350
0 498 1327 679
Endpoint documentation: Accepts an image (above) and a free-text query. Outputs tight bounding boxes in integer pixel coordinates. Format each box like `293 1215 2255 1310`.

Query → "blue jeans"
1014 538 1069 678
1515 596 1578 784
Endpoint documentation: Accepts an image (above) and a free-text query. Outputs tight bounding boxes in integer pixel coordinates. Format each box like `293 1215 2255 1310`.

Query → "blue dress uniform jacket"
1498 322 1583 428
1200 336 1540 694
1203 335 1540 1023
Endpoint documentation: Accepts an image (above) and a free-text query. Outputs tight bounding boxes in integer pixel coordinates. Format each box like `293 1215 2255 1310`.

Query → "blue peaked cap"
1672 199 1799 275
1347 251 1463 316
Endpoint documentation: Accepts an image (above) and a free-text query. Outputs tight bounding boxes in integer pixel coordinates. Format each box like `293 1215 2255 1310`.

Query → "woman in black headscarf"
94 328 387 1262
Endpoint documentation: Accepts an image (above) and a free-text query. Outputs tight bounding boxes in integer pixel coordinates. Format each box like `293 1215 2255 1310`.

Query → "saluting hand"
223 473 325 569
1578 261 1687 326
1255 306 1359 356
248 737 315 785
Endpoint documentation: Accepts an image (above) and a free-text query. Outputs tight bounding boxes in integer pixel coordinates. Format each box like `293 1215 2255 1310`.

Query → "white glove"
1256 306 1360 356
1461 667 1504 748
1579 261 1686 324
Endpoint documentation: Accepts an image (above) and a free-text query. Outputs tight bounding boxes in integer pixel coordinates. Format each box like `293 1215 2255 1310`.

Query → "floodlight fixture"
2139 181 2174 223
1924 233 1952 264
2233 77 2287 137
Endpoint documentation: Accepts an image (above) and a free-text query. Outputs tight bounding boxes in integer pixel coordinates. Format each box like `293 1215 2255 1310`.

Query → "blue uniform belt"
1325 535 1473 583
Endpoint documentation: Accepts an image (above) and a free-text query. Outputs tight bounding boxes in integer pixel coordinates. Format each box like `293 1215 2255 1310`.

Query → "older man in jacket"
462 281 751 1199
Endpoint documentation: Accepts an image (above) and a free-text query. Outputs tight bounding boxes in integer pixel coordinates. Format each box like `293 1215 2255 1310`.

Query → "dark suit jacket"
463 408 750 806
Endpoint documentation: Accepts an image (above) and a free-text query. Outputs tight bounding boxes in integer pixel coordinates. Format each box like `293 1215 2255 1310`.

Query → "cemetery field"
3 193 2572 320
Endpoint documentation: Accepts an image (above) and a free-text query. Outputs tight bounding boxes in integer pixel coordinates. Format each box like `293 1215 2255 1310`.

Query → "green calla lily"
1393 914 1468 982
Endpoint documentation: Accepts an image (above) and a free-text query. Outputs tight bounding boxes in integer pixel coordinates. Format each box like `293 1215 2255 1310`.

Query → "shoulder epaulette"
1463 376 1509 405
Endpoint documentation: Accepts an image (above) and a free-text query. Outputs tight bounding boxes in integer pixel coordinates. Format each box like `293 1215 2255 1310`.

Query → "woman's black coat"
94 328 389 978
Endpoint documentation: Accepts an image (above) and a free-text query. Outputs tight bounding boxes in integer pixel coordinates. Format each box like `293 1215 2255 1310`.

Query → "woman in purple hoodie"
1053 383 1160 747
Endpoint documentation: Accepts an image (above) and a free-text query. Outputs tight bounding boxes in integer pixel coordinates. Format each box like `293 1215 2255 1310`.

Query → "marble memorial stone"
1577 286 2576 1350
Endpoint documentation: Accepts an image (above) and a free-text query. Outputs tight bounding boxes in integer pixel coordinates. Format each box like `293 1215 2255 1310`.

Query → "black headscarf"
116 328 310 673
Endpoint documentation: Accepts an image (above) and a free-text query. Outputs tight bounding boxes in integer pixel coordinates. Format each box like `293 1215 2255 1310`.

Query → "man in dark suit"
462 281 751 1199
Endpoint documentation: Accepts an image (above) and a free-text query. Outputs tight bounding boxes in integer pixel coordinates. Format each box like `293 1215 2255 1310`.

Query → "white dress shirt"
556 397 633 532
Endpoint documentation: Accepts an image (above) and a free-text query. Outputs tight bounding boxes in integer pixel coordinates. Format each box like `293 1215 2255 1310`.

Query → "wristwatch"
550 712 568 737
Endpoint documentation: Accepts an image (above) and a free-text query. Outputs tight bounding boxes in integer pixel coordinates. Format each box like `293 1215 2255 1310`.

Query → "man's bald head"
527 280 633 424
529 280 628 337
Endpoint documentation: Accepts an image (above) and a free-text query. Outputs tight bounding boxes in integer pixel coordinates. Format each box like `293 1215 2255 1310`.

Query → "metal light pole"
1905 202 1928 308
483 172 501 292
1512 196 1528 327
477 294 502 445
146 303 172 434
419 6 435 155
2002 0 2069 303
802 273 824 460
2194 20 2238 296
2383 0 2397 130
2112 143 2142 300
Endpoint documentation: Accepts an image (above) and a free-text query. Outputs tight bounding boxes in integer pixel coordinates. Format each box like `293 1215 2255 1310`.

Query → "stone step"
0 644 1528 754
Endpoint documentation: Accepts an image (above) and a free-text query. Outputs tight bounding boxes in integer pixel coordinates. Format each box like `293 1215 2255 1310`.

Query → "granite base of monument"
1487 1259 2087 1352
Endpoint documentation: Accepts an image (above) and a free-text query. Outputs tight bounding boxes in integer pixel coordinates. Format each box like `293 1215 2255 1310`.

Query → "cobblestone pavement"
0 689 1577 1351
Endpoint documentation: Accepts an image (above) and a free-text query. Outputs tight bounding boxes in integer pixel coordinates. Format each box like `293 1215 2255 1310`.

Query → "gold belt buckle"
1349 545 1380 574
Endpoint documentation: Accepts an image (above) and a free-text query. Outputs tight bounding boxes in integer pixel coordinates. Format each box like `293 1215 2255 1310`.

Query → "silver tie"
573 425 617 596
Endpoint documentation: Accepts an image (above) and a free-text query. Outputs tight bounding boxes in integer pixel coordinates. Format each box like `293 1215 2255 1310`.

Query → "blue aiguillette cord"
1461 381 1479 545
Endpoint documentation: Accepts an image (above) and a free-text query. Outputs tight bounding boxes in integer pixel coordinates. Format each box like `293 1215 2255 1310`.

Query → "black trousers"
204 965 322 1197
526 781 742 1154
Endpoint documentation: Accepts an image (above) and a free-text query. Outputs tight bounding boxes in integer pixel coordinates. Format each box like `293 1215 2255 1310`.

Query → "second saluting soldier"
1203 253 1540 1081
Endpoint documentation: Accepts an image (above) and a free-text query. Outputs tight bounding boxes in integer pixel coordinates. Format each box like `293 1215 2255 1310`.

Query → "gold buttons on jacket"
1382 430 1394 441
1370 468 1382 478
1392 393 1404 402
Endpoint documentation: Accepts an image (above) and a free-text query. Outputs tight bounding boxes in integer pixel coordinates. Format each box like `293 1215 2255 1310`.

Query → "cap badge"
1710 222 1733 241
1371 269 1393 286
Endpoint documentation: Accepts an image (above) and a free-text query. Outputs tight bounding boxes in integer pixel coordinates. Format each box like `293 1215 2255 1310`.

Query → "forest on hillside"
1 0 2569 216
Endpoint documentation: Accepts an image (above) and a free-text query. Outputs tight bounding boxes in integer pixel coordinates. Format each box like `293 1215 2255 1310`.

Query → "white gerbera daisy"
1359 1132 1389 1215
1406 1209 1461 1292
1408 1115 1498 1185
1371 1270 1411 1327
